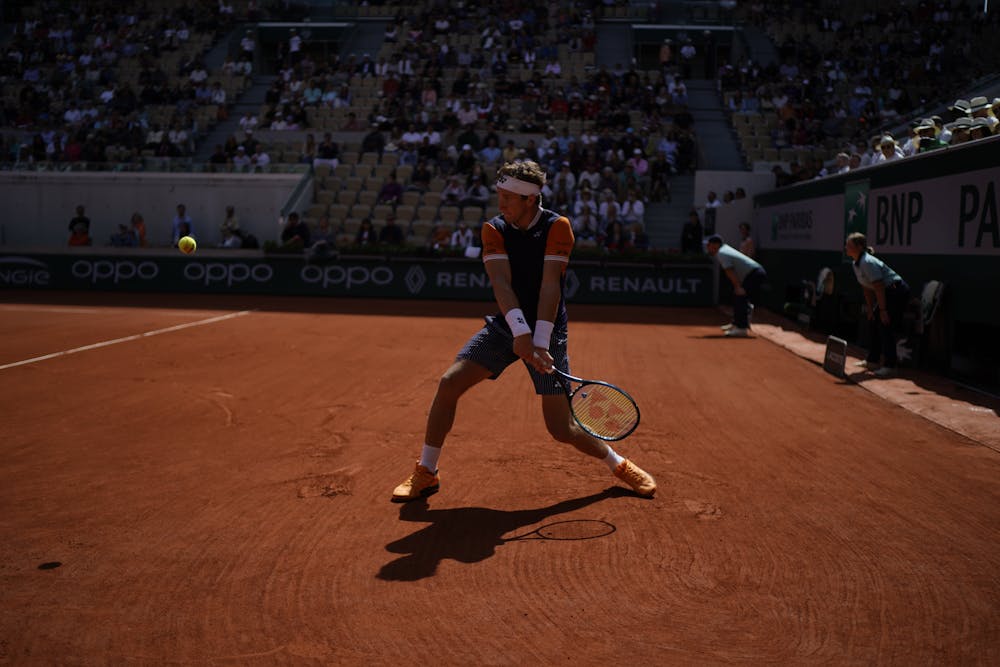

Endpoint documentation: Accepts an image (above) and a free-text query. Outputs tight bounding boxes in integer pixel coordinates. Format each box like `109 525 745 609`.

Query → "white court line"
0 305 102 314
0 310 252 371
0 304 229 317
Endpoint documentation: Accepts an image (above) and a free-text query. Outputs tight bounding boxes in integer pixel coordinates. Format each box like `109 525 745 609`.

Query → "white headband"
496 174 541 196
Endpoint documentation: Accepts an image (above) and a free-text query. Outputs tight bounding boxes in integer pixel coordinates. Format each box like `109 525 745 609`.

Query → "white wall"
692 170 775 246
0 171 308 248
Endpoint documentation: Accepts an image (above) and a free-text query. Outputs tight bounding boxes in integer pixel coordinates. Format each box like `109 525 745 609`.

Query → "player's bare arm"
533 260 565 372
484 256 541 369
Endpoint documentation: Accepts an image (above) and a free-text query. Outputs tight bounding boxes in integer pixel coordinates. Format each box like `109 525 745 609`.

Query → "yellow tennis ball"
178 235 197 255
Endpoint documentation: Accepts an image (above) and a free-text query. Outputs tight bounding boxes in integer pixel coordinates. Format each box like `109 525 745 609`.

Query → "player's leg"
540 395 656 498
541 394 606 457
391 359 491 503
425 359 493 446
392 322 517 502
529 334 656 498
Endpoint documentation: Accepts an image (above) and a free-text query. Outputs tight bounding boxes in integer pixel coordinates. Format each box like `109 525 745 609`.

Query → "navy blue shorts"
457 316 569 395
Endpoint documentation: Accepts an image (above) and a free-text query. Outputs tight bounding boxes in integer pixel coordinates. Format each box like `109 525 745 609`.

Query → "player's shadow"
377 487 628 581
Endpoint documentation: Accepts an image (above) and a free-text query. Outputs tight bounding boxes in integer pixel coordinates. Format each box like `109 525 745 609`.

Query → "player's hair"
846 232 874 255
706 234 724 245
497 160 546 207
498 160 546 188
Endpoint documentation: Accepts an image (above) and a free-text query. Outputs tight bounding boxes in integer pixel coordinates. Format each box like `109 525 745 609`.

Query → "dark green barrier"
0 253 716 306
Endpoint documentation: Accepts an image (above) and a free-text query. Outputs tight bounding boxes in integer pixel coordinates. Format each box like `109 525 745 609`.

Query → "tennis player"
392 160 656 502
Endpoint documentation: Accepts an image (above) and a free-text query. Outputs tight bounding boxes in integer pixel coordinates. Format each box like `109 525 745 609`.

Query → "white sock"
603 446 625 472
419 444 442 472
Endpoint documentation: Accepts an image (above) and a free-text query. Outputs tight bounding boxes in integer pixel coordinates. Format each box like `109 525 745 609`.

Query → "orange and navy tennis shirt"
482 208 574 331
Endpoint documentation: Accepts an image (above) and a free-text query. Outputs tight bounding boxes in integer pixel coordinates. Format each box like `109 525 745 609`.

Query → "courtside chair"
323 176 343 194
335 189 358 206
395 164 414 183
462 207 485 225
344 176 366 192
357 190 378 208
409 220 433 240
306 203 328 220
438 207 460 226
394 204 417 225
347 203 371 221
328 203 350 224
401 190 422 207
416 205 440 224
428 176 447 193
421 191 443 208
371 204 395 222
372 164 395 182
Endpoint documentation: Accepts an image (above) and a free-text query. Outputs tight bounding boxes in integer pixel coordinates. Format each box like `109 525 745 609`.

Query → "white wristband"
533 320 554 350
504 308 532 337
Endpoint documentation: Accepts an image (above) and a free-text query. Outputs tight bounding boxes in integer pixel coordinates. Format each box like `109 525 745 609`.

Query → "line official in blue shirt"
845 232 910 377
706 234 767 337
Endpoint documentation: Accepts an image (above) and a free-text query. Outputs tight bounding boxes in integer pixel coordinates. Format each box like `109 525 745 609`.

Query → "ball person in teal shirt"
706 234 767 337
845 232 910 377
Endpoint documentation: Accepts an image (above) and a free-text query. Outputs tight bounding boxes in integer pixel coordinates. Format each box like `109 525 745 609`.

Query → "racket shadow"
377 487 628 582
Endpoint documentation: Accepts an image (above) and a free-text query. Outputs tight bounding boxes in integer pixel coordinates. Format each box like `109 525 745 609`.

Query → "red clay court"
1 291 998 665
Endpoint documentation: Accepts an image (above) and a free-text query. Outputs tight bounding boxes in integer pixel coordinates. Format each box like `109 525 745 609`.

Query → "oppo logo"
300 264 393 289
183 262 274 286
72 259 159 283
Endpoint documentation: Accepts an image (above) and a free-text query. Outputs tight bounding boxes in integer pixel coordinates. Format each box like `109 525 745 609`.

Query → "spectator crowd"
721 1 999 187
7 0 994 251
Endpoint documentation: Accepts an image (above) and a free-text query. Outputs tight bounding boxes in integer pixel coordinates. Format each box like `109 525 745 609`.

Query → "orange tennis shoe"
391 464 440 502
614 459 656 498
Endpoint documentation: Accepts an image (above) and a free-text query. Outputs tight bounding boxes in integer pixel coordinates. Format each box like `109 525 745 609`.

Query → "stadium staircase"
193 20 386 162
592 20 689 251
643 173 693 252
594 22 633 69
738 25 780 68
193 74 276 161
642 78 743 251
686 79 744 171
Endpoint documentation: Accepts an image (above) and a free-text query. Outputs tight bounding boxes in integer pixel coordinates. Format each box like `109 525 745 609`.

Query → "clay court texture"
1 291 998 665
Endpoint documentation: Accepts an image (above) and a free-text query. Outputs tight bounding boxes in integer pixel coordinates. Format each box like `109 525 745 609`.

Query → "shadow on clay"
377 487 631 582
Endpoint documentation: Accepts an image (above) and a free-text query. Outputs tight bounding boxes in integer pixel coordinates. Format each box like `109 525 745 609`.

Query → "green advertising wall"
0 253 716 306
753 136 1000 382
754 136 1000 324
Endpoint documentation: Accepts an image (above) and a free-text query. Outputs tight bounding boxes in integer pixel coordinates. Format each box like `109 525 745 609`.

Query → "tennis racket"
550 367 640 441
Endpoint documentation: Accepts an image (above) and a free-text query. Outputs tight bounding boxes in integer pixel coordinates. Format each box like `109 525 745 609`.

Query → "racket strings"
571 384 639 440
